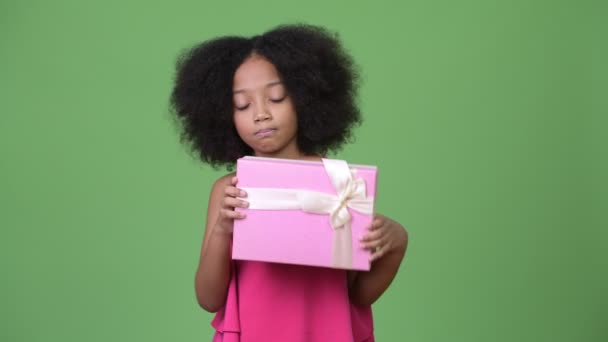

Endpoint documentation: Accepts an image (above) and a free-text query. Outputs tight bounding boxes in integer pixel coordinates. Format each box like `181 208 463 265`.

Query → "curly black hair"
170 24 361 169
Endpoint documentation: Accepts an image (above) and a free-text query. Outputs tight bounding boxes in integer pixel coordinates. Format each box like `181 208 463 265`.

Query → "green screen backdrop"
1 1 606 341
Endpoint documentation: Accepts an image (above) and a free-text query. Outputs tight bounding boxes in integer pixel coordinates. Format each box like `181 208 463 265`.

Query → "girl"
170 24 409 342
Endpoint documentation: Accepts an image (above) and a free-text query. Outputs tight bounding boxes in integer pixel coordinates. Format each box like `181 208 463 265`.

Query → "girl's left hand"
359 213 408 262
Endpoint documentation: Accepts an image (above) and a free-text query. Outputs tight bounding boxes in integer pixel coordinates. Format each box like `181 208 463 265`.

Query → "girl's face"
232 54 300 159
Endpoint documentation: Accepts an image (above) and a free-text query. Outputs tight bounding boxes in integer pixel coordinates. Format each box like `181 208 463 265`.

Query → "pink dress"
211 260 375 341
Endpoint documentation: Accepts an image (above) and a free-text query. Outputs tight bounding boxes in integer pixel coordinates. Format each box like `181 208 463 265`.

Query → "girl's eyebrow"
233 81 283 94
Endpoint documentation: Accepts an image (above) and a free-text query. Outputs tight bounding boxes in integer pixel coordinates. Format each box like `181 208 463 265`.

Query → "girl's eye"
270 96 286 103
236 104 250 111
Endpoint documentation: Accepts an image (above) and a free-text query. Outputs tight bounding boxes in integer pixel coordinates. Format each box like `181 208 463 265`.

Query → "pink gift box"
232 156 377 271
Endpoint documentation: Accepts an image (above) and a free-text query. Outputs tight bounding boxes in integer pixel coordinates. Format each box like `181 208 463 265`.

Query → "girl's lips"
255 128 276 137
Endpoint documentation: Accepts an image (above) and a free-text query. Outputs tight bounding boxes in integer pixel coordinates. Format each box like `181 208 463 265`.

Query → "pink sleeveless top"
211 260 375 342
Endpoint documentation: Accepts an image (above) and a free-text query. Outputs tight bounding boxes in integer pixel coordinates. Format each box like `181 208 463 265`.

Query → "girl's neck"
254 150 323 162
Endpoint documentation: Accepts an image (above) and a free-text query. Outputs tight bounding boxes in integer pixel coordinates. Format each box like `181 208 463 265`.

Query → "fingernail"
240 190 247 197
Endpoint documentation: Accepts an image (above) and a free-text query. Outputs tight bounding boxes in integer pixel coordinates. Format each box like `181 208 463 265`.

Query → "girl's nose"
254 103 271 122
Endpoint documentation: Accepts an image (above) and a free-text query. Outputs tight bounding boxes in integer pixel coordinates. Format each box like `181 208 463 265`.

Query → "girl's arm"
348 214 409 306
195 174 248 312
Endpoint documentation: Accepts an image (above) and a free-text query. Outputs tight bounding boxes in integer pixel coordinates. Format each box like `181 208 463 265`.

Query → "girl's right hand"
214 176 248 234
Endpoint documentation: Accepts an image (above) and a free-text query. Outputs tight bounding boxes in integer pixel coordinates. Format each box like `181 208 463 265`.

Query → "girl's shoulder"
212 172 236 188
207 172 236 201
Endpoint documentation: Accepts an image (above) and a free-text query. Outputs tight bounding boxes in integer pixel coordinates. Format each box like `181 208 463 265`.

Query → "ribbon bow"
295 159 373 228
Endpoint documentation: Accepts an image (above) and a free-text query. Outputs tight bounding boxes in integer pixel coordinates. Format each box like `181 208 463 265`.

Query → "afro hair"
170 24 362 169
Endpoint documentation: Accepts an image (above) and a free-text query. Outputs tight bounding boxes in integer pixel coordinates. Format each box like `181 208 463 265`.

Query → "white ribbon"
240 159 374 268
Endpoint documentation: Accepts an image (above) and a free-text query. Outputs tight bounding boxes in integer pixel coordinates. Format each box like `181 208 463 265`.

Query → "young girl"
170 24 409 342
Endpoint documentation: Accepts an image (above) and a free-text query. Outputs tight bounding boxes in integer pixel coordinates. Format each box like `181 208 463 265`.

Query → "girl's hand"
214 176 249 235
359 213 408 262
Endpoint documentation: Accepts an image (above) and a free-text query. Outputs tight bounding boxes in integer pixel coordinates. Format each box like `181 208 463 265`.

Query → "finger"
230 177 247 197
221 208 246 220
224 186 238 197
367 217 384 230
359 228 383 242
224 197 249 209
370 239 396 261
370 245 387 262
360 236 386 250
225 186 247 198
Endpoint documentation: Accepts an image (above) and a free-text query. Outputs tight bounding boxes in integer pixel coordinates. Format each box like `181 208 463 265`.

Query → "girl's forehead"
233 56 283 92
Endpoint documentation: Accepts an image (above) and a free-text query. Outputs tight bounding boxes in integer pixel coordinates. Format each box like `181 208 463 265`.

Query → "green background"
1 0 606 341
